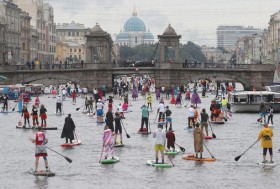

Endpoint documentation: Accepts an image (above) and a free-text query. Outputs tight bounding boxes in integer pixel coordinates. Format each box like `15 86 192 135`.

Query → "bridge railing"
0 62 276 72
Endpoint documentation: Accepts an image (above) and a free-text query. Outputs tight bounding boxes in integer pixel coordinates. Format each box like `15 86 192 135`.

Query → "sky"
45 0 280 47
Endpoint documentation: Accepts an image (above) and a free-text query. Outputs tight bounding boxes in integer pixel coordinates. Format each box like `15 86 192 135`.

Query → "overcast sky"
45 0 280 47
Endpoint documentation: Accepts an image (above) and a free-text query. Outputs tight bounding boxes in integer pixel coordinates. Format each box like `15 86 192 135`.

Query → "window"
22 43 25 50
79 49 81 53
70 49 72 53
74 49 76 53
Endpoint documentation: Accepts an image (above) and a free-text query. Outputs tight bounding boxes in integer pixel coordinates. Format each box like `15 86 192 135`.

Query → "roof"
163 24 177 35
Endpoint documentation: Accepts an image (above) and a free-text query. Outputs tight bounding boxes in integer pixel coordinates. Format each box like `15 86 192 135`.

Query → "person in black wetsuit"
105 109 114 132
114 112 123 144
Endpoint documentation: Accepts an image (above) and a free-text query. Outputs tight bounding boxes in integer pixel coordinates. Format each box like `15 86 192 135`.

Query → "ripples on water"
0 86 279 189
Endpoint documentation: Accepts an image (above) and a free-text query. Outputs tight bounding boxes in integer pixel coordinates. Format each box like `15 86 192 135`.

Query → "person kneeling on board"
61 114 76 144
153 124 166 164
30 126 49 172
258 123 273 163
194 123 204 158
166 128 175 152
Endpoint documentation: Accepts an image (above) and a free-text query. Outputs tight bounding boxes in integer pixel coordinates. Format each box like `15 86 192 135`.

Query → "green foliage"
119 41 207 63
180 41 207 63
217 47 230 54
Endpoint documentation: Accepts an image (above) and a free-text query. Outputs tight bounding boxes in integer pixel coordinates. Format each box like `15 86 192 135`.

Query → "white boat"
229 91 280 113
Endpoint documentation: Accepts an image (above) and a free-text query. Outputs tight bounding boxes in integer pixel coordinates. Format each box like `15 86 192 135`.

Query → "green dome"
124 16 146 32
144 32 154 40
116 32 129 40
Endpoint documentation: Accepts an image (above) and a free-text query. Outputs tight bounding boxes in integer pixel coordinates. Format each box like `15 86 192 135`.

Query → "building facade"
56 41 86 62
0 0 21 64
20 11 31 63
217 25 262 51
115 7 154 47
267 11 280 64
14 0 55 63
201 46 225 63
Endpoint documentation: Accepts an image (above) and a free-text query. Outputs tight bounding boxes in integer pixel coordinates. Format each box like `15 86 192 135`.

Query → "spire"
132 4 137 16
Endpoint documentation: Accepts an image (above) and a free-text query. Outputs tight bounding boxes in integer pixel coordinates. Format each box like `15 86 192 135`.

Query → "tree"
180 41 207 63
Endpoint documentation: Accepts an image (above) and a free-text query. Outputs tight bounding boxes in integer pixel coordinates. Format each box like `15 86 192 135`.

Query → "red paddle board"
61 140 82 147
204 136 213 140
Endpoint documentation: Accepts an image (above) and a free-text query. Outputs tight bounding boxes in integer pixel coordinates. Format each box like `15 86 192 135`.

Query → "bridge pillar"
158 24 181 63
85 24 113 65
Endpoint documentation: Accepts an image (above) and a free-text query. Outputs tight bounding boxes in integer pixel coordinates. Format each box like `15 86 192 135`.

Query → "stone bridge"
0 62 276 90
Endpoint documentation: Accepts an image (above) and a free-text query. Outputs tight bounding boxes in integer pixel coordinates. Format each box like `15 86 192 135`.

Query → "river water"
0 85 279 189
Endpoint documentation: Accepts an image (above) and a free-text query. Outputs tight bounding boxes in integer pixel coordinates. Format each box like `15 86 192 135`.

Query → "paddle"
120 120 130 138
12 101 19 111
46 146 72 163
76 105 85 111
153 112 158 124
148 120 151 134
175 143 185 152
99 145 104 163
165 149 175 167
208 121 217 139
234 140 259 162
203 142 215 159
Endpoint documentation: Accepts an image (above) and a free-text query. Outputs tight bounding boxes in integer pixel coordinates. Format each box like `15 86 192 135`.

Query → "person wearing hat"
153 124 166 164
140 104 149 132
61 114 76 144
31 126 49 172
96 99 104 122
39 104 47 127
56 94 63 114
258 123 273 163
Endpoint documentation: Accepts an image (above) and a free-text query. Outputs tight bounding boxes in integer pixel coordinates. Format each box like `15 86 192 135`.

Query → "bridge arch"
20 73 83 86
188 73 251 90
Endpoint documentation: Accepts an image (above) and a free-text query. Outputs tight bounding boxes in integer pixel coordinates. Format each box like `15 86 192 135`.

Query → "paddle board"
184 127 194 130
146 160 173 168
61 140 82 147
53 112 63 116
137 131 151 134
114 143 124 148
204 136 213 140
16 125 58 130
96 121 105 124
148 110 154 112
33 170 55 177
257 161 277 167
0 111 14 113
118 110 133 113
156 122 167 125
100 156 120 164
164 149 180 155
210 121 225 124
182 155 216 162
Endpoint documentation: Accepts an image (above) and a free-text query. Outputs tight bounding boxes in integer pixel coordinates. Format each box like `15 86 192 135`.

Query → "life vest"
36 132 45 145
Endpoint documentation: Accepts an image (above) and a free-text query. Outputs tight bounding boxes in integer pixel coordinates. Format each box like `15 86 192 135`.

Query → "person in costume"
258 123 273 163
147 93 152 111
39 105 47 127
166 128 176 151
103 125 115 159
61 114 76 144
193 123 204 158
31 126 49 172
32 105 39 127
21 106 30 127
191 88 201 107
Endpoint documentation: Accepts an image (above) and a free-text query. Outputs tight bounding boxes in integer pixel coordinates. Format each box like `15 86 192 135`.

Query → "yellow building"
55 40 86 62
